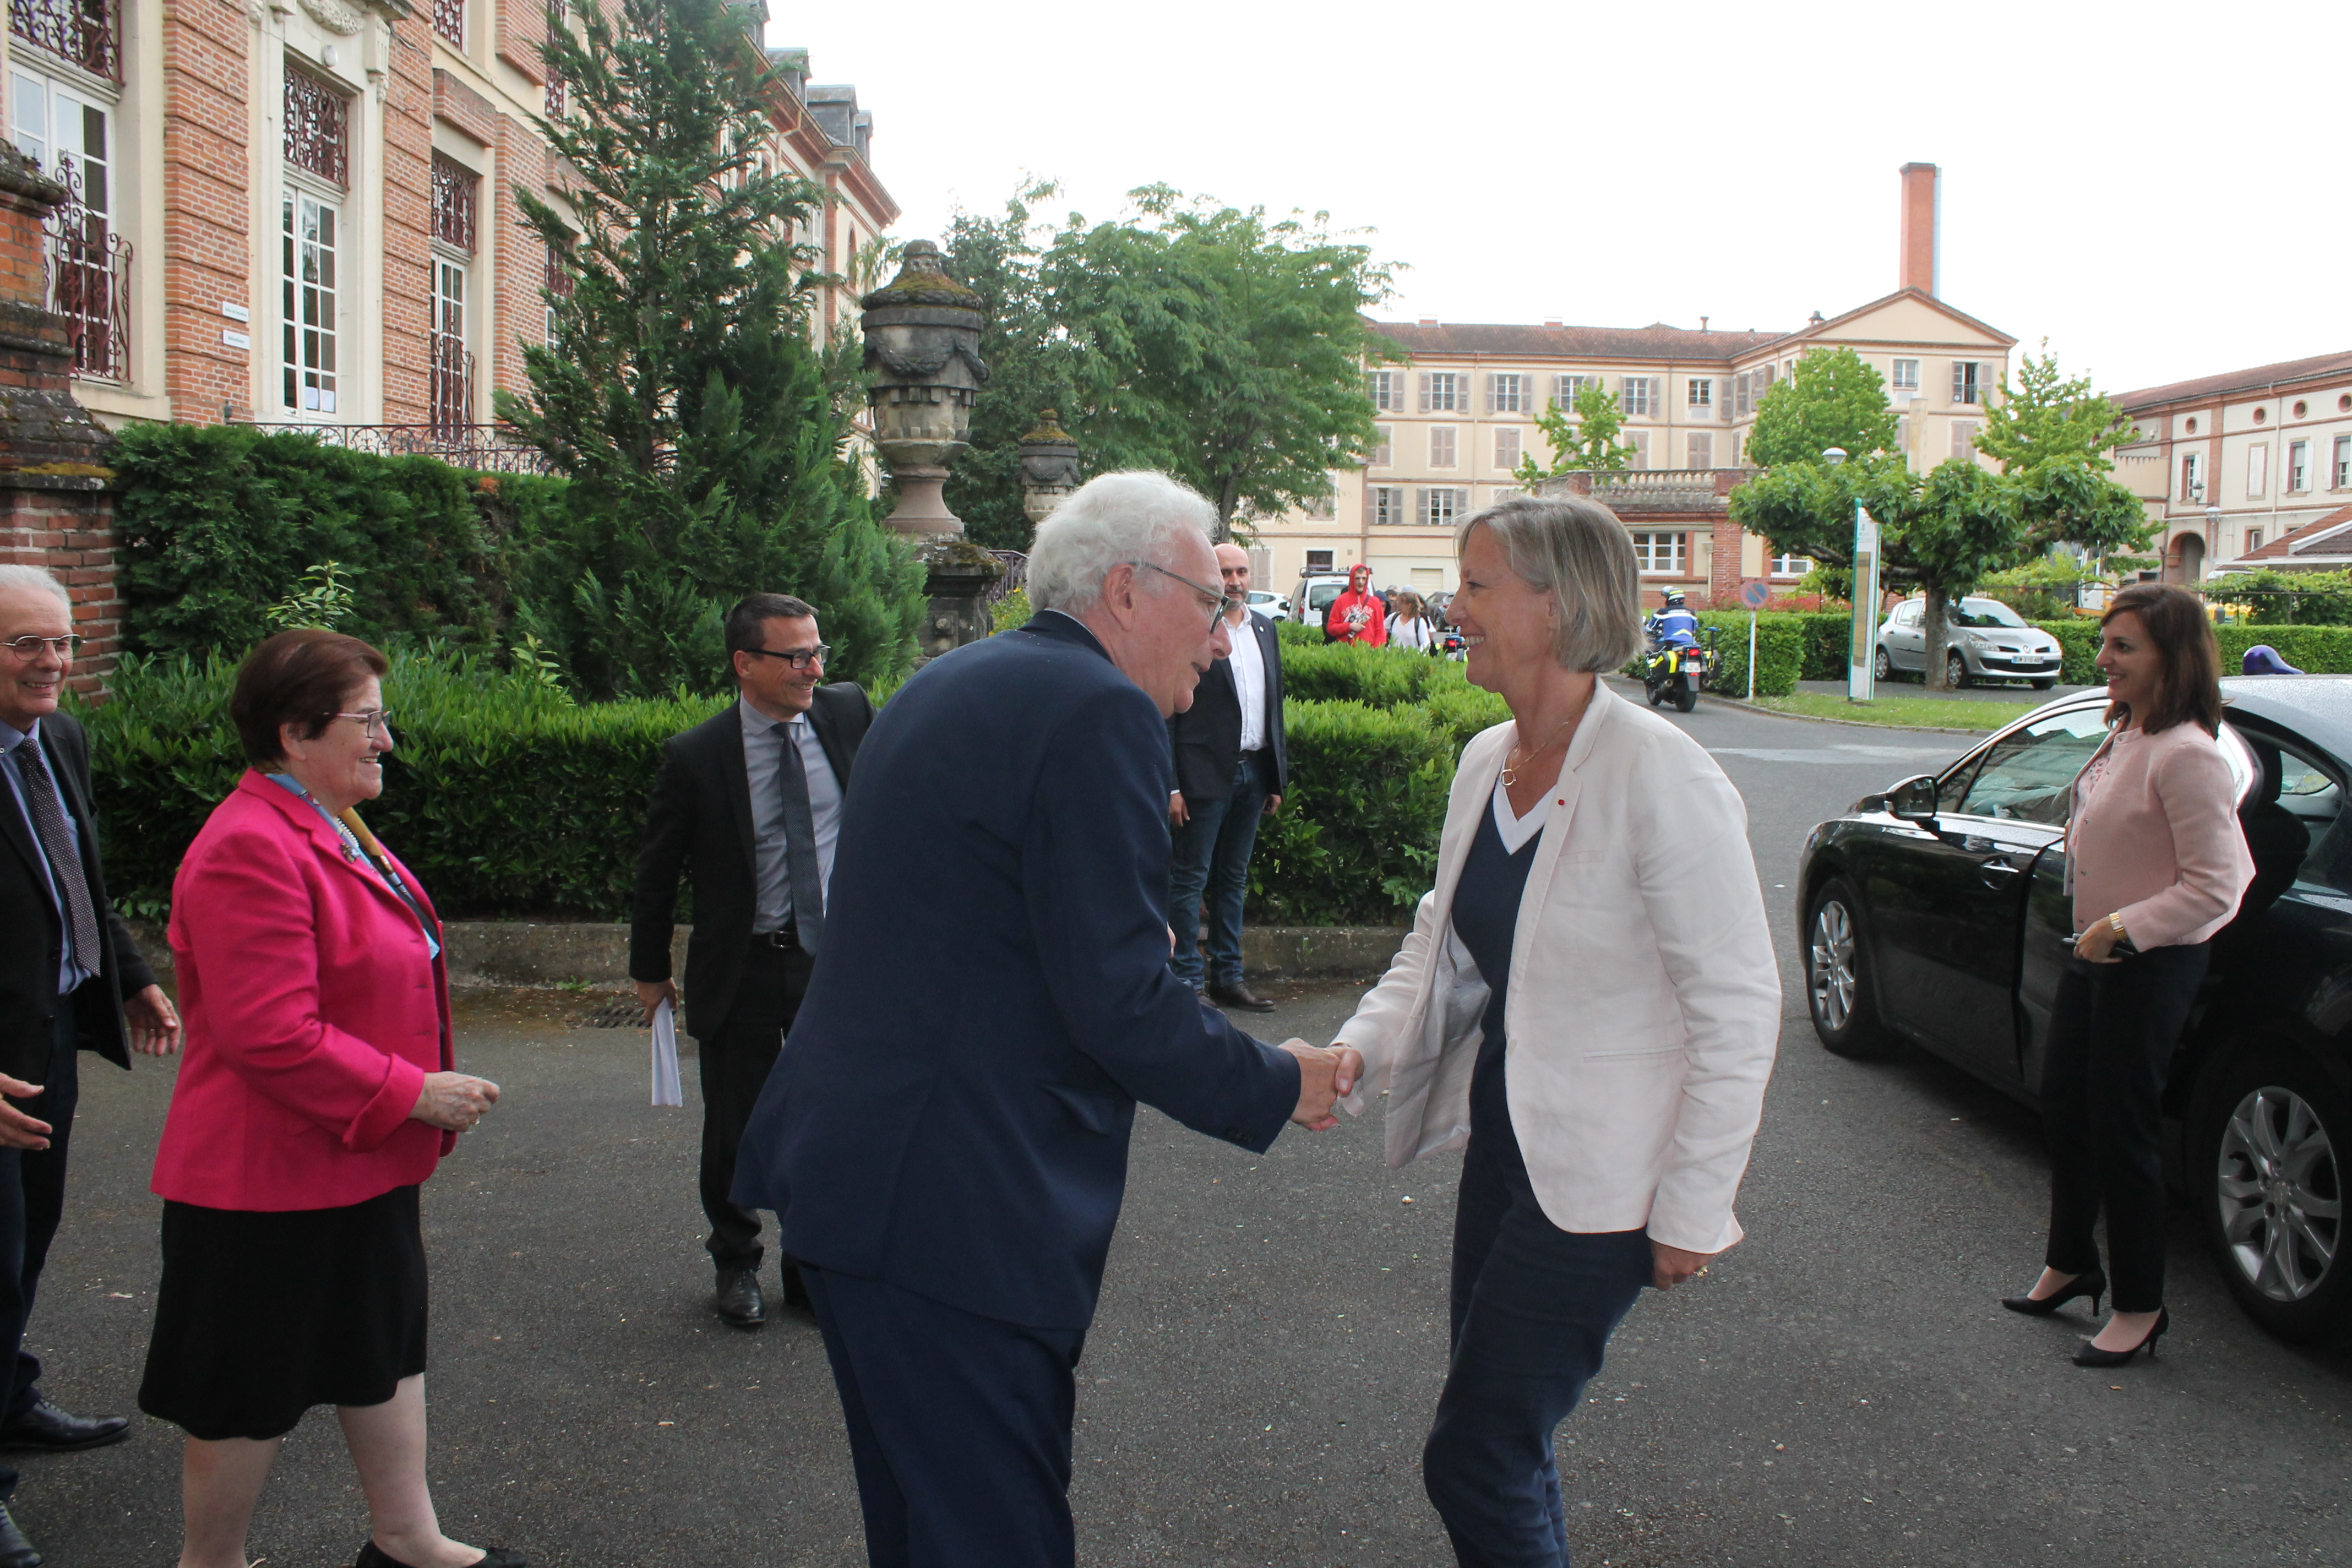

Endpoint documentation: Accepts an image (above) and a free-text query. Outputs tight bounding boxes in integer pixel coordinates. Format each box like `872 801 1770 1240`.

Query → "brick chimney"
1898 161 1940 297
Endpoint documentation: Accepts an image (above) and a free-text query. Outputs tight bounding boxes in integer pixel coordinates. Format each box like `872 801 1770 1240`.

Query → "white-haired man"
0 564 180 1568
731 472 1360 1567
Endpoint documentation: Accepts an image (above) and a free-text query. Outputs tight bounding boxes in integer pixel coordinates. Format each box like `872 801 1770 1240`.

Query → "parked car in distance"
1796 676 2352 1344
1875 596 2067 689
1293 574 1350 628
1246 590 1291 618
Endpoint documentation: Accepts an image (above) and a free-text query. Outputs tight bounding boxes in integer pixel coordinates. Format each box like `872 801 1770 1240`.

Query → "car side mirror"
1888 774 1939 823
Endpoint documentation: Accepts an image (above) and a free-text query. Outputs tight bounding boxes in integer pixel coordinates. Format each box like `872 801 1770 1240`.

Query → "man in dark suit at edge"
0 564 182 1568
731 472 1360 1567
631 593 874 1331
1168 540 1289 1011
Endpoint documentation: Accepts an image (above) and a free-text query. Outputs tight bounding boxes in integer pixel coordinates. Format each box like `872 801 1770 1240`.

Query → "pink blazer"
2067 721 2254 949
155 771 455 1211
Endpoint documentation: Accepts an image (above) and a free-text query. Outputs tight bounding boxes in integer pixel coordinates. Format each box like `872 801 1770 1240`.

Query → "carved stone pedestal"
914 539 1005 668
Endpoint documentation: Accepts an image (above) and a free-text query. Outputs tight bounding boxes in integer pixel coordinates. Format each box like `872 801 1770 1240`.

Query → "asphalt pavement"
1791 677 2105 707
20 694 2352 1567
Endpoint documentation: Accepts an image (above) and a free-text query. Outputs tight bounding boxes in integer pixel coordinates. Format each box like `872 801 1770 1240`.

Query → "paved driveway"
20 697 2351 1566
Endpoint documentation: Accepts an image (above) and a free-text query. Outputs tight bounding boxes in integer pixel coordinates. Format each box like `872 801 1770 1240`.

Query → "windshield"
1307 582 1343 612
1951 597 2028 629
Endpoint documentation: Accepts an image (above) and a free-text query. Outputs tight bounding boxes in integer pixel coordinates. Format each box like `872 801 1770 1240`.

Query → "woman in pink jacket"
2002 584 2252 1367
138 630 524 1568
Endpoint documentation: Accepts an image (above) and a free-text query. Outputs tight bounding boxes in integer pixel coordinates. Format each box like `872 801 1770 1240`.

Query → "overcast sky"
772 0 2349 399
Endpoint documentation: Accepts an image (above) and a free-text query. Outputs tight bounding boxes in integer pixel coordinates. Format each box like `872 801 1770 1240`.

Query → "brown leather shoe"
1207 981 1277 1013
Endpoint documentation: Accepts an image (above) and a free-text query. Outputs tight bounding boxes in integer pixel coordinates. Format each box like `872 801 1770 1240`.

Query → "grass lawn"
1749 690 2042 731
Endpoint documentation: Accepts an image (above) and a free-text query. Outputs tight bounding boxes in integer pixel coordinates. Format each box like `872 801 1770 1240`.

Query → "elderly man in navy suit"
732 471 1359 1568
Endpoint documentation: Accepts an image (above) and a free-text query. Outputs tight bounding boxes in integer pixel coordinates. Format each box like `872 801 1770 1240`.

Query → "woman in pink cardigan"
2002 584 2252 1366
138 631 524 1568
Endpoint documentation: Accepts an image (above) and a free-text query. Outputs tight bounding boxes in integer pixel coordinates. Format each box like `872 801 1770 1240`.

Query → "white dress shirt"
1228 611 1268 755
739 697 845 933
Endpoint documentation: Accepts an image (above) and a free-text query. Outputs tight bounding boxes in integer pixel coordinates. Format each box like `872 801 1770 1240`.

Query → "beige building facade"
2110 350 2352 580
1251 164 2017 607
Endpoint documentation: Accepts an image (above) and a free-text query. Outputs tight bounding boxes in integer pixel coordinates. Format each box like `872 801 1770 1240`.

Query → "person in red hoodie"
1324 563 1388 646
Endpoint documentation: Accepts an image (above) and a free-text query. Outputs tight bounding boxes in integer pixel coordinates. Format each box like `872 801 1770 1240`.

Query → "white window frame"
1552 372 1592 410
2245 527 2264 554
1951 360 1983 405
2181 451 2204 501
1371 486 1402 526
1424 371 1461 412
1686 377 1712 410
1620 377 1654 417
1369 369 1400 412
1429 424 1457 469
1891 358 1920 393
1629 531 1686 575
281 174 346 418
2335 433 2352 489
2288 439 2310 492
1422 487 1465 527
1490 372 1524 413
1770 552 1812 577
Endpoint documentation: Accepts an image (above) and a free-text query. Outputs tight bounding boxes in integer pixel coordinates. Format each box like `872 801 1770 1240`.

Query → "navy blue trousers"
1167 750 1271 989
1425 1135 1652 1568
804 1265 1086 1568
0 1005 80 1504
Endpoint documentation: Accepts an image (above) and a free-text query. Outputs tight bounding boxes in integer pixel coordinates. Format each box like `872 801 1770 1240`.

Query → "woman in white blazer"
1332 496 1781 1566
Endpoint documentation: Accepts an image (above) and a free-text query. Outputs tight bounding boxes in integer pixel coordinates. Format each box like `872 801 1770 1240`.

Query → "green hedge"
1251 700 1456 924
1691 613 1805 698
110 423 574 657
74 652 724 921
2217 624 2352 675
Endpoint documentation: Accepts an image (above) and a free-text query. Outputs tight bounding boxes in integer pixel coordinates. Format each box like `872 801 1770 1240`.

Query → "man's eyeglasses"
1 634 82 661
1129 561 1232 631
742 644 831 672
325 709 396 738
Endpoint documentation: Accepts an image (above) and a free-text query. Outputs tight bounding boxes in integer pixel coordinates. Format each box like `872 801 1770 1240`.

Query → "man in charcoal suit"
1167 541 1289 1011
631 593 874 1331
0 564 181 1568
729 473 1358 1568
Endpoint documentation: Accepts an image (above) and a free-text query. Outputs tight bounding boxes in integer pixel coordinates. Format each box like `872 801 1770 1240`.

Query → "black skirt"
138 1184 429 1442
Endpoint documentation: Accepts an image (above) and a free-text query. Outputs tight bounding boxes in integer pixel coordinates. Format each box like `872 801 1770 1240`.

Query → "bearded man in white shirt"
1166 543 1289 1012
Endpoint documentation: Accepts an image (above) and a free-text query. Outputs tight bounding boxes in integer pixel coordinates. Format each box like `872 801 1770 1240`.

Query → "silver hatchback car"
1874 596 2067 689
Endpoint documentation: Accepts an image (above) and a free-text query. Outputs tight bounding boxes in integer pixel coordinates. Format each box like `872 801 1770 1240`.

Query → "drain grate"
584 999 640 1029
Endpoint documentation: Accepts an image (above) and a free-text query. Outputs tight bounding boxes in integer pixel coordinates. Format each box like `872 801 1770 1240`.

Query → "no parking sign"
1739 579 1770 611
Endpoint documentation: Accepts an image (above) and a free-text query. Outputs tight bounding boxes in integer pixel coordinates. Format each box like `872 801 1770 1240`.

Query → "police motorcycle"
1640 591 1717 713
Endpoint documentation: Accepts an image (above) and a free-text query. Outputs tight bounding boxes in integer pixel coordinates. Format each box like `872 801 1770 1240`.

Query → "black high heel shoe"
2072 1306 2169 1368
2000 1269 2106 1317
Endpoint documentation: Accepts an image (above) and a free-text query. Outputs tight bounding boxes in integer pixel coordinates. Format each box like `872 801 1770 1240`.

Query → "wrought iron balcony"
10 0 118 81
43 156 129 383
241 421 558 476
428 331 475 439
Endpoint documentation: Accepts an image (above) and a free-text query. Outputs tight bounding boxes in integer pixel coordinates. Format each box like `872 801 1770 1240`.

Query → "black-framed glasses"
1 634 82 661
742 643 831 671
1129 561 1231 631
325 709 396 738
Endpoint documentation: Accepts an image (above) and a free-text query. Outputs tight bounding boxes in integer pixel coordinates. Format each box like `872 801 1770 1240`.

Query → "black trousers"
0 1004 80 1502
696 942 813 1273
2039 942 2210 1314
803 1265 1086 1568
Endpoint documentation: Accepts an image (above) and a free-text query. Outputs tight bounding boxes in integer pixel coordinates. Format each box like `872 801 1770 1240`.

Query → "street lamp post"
1824 447 1879 702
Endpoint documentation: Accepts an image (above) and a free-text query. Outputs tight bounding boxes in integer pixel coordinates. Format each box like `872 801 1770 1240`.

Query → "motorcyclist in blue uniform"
1645 589 1698 651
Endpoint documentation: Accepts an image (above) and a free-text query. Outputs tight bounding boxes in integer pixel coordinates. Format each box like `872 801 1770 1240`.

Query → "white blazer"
1335 681 1780 1254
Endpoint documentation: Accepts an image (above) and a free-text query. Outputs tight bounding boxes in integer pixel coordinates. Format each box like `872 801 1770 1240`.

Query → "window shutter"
1416 487 1430 525
1418 375 1429 413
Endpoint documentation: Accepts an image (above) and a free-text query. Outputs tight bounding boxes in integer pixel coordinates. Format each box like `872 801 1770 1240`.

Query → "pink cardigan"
155 772 455 1211
2067 722 2254 949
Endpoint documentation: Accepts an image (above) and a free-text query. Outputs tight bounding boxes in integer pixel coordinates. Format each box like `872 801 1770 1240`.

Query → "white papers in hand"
650 998 684 1107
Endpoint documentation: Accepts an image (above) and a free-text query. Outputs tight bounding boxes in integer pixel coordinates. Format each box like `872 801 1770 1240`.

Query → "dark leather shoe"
715 1267 765 1330
0 1400 128 1452
0 1505 40 1568
1207 981 1277 1013
356 1541 527 1568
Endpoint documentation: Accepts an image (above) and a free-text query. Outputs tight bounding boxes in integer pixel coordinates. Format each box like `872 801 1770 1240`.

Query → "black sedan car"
1798 675 2351 1344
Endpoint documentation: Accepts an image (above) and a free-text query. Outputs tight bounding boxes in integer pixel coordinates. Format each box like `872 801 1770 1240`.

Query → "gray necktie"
15 739 100 972
777 723 823 957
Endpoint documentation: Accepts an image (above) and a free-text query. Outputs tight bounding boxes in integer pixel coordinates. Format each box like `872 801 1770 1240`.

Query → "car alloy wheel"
1945 649 1970 689
1872 645 1892 682
1810 899 1856 1033
2216 1084 2342 1304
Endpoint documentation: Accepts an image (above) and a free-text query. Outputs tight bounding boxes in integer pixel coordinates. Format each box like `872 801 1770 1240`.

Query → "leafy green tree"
1039 186 1396 534
1746 347 1901 469
940 182 1086 551
1975 342 2138 471
498 0 922 696
1512 380 1638 488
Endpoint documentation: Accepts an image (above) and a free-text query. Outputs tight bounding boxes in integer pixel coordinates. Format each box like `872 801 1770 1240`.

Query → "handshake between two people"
1277 1041 1363 1132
